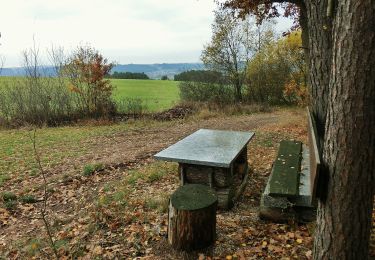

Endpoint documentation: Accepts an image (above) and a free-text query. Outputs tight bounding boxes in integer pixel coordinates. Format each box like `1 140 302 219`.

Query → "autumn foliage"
64 46 115 117
246 31 307 105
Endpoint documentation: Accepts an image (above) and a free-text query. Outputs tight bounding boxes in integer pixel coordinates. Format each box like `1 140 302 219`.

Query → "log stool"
168 184 218 251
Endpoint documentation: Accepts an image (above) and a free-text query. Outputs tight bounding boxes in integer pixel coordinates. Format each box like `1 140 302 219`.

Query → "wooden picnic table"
155 129 255 209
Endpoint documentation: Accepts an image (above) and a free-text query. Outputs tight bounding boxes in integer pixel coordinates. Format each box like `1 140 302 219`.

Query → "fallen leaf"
268 244 284 253
93 245 102 255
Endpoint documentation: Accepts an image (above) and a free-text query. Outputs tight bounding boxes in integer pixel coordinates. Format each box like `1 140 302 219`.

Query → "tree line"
107 71 150 80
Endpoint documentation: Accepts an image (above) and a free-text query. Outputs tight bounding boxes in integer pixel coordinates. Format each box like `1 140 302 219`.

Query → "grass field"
0 77 181 113
0 119 173 186
111 79 180 112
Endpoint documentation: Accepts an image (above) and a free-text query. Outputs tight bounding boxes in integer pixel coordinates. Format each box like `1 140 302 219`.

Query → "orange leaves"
283 79 308 106
64 45 115 115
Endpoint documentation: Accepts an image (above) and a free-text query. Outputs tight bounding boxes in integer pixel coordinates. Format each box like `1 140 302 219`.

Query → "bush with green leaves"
116 98 147 116
179 81 234 106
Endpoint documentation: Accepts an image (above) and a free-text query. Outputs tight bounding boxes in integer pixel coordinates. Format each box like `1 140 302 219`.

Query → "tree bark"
168 184 217 251
313 1 375 259
302 0 332 149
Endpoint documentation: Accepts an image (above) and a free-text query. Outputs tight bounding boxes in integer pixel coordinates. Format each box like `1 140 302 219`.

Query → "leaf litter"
0 108 374 259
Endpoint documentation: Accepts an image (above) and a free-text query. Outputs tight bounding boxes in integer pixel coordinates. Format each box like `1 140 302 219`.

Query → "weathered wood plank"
307 108 321 202
269 140 302 197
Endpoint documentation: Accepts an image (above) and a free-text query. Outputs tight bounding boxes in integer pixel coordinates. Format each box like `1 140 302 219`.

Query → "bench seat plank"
269 140 302 197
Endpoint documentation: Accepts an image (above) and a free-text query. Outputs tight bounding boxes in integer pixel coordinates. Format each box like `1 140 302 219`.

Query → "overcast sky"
0 0 293 67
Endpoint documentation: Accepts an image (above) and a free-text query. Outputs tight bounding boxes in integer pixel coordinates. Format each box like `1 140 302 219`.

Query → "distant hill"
112 63 204 79
0 63 205 79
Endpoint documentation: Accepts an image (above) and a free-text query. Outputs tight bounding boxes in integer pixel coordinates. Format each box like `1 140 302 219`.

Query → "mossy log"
168 184 217 251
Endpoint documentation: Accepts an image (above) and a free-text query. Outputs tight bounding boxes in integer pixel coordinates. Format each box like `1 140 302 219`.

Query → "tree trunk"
313 1 375 259
234 77 242 102
168 184 217 251
303 0 332 149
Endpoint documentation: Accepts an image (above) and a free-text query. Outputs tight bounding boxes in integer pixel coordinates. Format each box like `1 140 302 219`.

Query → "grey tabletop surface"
154 129 255 168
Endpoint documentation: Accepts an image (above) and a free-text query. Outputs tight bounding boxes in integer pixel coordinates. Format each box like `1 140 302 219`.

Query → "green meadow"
111 79 180 112
0 77 181 112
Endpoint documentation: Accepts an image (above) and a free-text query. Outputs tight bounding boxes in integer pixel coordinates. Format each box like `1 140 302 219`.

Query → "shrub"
283 79 308 106
0 45 117 128
20 194 38 204
63 45 116 117
116 98 147 116
174 70 223 82
0 76 77 127
179 81 234 106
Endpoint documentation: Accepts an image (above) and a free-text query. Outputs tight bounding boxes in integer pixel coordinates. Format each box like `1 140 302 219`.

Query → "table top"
154 129 255 168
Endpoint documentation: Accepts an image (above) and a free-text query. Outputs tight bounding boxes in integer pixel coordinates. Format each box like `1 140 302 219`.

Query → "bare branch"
29 129 59 259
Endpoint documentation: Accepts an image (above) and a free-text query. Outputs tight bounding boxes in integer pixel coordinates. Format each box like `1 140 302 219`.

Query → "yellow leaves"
283 79 308 106
226 255 233 260
296 238 303 244
284 30 302 49
67 84 82 94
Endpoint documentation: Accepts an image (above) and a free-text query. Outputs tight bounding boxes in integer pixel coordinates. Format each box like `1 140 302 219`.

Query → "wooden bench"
260 108 321 222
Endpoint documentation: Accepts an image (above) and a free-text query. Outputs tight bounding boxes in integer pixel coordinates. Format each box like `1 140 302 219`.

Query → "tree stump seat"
259 108 321 222
168 184 217 251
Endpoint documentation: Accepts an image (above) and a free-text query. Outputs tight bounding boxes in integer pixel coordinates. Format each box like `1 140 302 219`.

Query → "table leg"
179 163 186 186
230 163 234 185
208 168 214 188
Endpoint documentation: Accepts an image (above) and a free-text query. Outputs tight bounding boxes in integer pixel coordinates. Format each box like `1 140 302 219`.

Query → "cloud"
0 0 291 67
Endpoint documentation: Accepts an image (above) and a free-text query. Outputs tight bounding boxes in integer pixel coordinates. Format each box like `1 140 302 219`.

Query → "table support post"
179 163 186 186
208 168 214 188
244 146 249 179
230 163 234 185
